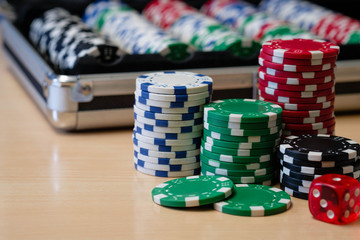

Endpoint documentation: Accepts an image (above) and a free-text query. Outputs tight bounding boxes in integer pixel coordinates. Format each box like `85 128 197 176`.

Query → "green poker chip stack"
200 98 283 185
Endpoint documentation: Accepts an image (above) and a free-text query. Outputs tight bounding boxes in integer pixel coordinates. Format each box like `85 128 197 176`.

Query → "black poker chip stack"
278 134 360 199
29 8 123 73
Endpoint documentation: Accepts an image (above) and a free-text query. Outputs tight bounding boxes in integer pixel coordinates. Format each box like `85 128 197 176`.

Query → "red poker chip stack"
257 39 340 136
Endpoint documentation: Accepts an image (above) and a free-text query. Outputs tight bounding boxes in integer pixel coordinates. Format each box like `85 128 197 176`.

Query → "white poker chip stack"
133 71 213 177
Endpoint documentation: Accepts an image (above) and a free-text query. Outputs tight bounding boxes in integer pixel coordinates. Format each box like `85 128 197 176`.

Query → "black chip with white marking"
279 134 360 162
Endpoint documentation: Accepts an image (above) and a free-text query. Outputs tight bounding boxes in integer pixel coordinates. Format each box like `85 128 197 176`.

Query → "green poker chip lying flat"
204 99 282 123
214 184 291 216
151 175 234 207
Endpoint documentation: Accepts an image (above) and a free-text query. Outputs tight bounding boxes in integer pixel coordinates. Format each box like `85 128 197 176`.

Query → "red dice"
308 174 360 224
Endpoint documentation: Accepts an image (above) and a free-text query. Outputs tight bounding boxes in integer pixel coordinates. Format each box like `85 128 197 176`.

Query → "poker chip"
134 151 200 165
133 137 199 152
135 89 211 102
201 161 276 177
280 170 312 188
259 57 336 72
278 152 358 169
134 126 202 140
260 66 335 79
259 90 335 104
282 113 335 124
203 171 277 184
282 124 335 136
279 135 360 161
134 113 203 127
213 184 291 216
282 107 334 118
133 105 204 121
204 99 282 123
259 84 334 98
261 39 340 59
258 70 335 85
201 154 274 170
133 71 213 177
135 95 210 108
135 163 201 177
201 146 275 164
280 184 309 200
259 78 335 92
261 99 334 111
278 134 360 200
135 120 203 134
205 116 281 129
282 118 335 131
151 175 234 207
202 141 275 156
204 122 282 136
136 72 213 95
203 134 280 149
259 51 337 66
135 100 203 114
134 157 200 171
203 128 282 143
133 131 201 146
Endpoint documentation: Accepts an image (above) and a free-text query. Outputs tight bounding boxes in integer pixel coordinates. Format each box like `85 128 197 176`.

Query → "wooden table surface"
1 44 360 240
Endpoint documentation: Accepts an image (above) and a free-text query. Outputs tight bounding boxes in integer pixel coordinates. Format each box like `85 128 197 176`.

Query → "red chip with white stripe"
258 70 335 85
259 98 334 111
282 113 335 124
282 107 335 118
259 78 335 92
258 84 335 98
262 39 340 59
258 57 336 72
283 118 336 131
259 66 335 79
258 90 335 104
259 51 338 66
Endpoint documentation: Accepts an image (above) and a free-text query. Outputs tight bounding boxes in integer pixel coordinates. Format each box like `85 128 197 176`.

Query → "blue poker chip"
133 130 202 146
134 151 200 165
134 157 200 172
134 89 211 102
135 101 202 114
134 126 202 140
133 144 200 159
136 72 213 95
132 136 200 152
134 120 203 134
134 162 201 177
133 105 204 121
135 94 210 109
134 112 203 128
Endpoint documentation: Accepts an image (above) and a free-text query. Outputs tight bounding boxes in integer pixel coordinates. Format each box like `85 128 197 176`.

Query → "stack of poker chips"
200 99 283 185
201 0 316 43
29 8 122 72
133 71 213 177
143 0 260 58
260 0 360 45
83 0 194 61
278 134 360 199
257 39 340 136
